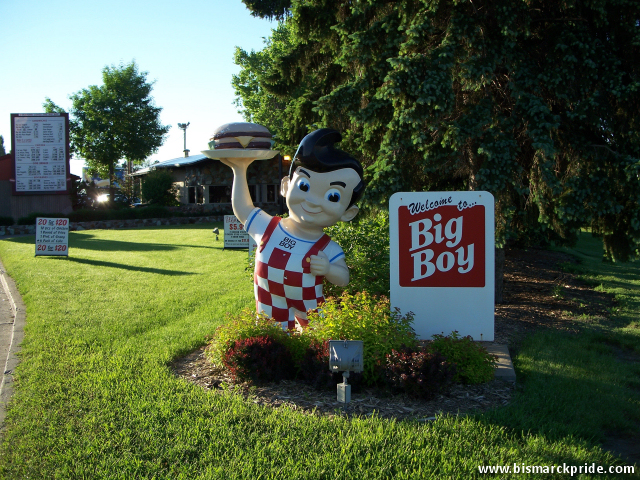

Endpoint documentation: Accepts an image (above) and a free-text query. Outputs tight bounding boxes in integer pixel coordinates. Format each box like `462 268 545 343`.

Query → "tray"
201 149 280 160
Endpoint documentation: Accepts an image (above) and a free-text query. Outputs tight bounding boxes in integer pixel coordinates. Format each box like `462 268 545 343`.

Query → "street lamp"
177 122 190 157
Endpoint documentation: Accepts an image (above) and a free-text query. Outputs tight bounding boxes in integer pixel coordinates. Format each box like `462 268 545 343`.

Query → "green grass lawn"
0 226 638 479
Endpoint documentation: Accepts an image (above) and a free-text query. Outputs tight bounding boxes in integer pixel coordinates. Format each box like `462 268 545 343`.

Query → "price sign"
223 215 250 249
11 113 70 195
35 217 69 256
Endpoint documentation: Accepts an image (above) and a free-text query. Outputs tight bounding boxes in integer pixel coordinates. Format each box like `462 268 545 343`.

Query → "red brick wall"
0 154 12 181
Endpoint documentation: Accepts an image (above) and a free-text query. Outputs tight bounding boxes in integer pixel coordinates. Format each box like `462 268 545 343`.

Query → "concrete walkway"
0 258 26 433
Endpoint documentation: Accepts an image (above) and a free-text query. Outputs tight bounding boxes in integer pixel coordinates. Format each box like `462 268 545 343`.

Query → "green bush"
206 309 311 369
427 331 497 384
66 206 174 222
141 170 179 206
17 212 67 225
135 205 172 219
68 209 110 222
307 292 417 386
323 210 390 297
0 216 14 226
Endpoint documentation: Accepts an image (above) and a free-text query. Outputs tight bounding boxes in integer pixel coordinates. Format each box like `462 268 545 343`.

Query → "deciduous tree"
45 61 169 202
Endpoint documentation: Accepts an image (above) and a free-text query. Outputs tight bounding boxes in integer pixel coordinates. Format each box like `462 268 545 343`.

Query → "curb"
0 258 26 435
482 343 517 382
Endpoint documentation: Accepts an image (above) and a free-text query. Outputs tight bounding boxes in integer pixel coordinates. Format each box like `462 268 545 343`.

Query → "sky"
0 0 276 176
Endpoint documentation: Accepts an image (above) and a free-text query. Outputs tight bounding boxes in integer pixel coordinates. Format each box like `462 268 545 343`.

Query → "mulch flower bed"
171 247 616 421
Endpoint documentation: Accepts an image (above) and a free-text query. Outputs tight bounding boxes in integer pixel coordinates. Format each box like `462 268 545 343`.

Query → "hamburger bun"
208 122 273 150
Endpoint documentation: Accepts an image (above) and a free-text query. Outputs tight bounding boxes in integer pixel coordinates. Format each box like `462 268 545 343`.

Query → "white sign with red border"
390 192 494 340
223 215 250 249
35 217 69 256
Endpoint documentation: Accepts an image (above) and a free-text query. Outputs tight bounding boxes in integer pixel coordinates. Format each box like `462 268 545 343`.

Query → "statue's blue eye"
297 179 310 192
326 189 341 203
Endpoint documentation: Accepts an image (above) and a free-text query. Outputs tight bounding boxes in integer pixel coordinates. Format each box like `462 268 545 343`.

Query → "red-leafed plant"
222 335 295 384
384 348 456 399
297 339 364 392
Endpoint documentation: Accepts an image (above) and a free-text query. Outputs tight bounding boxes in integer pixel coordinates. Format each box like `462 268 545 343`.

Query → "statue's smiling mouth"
301 205 321 214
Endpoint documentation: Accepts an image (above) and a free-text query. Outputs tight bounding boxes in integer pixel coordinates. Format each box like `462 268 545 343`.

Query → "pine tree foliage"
236 0 640 260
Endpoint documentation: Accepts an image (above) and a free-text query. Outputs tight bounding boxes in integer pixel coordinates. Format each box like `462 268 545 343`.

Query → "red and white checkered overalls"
245 208 345 330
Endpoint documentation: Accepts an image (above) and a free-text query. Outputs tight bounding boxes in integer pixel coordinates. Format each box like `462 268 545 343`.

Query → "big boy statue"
220 128 365 330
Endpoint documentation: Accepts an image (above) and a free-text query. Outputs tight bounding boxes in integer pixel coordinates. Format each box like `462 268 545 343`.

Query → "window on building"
187 186 196 204
266 184 277 203
209 185 231 203
248 184 257 203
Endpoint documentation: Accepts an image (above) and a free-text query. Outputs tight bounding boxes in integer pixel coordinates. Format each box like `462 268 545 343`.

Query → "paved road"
0 258 25 433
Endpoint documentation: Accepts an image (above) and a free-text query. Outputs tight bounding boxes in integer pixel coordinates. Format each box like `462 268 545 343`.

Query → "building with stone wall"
132 153 288 215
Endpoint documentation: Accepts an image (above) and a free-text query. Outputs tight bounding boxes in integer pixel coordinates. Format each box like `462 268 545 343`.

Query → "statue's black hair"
288 129 365 207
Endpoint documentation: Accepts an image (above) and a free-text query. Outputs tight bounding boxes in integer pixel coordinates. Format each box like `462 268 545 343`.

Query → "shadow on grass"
1 233 218 252
64 256 197 276
479 325 640 464
71 236 218 252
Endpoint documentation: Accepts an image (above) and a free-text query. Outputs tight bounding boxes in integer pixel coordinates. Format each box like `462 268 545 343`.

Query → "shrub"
323 210 390 297
66 206 174 222
222 335 295 384
206 309 311 369
0 216 14 226
427 331 497 384
384 348 456 399
141 169 179 206
135 205 172 219
17 212 66 225
306 292 417 386
297 339 364 392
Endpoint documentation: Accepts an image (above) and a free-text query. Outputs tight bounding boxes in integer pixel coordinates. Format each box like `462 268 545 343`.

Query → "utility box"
329 340 364 372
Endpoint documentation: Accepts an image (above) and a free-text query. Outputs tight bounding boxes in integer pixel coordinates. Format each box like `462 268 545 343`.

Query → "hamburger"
208 122 274 150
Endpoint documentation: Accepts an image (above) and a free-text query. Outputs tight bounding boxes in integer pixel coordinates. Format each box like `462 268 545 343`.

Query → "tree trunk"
495 247 505 304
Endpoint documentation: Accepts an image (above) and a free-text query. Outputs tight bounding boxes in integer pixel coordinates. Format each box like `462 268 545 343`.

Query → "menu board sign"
11 113 70 195
35 217 69 257
223 215 250 249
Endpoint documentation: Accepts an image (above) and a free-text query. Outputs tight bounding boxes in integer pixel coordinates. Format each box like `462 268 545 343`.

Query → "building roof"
131 153 209 176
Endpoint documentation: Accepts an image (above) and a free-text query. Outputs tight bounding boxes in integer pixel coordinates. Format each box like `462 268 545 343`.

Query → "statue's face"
283 166 361 228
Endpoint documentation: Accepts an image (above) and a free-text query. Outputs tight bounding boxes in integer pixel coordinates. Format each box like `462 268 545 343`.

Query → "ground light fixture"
212 227 219 241
328 340 364 403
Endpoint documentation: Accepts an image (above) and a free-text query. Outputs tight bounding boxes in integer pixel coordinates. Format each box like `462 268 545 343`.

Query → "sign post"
35 217 69 257
390 192 495 341
11 113 70 195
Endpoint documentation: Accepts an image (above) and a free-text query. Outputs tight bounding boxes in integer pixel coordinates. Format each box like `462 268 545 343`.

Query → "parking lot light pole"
178 122 190 157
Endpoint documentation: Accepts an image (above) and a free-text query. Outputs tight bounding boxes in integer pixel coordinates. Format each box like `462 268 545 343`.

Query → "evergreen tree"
235 0 640 261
